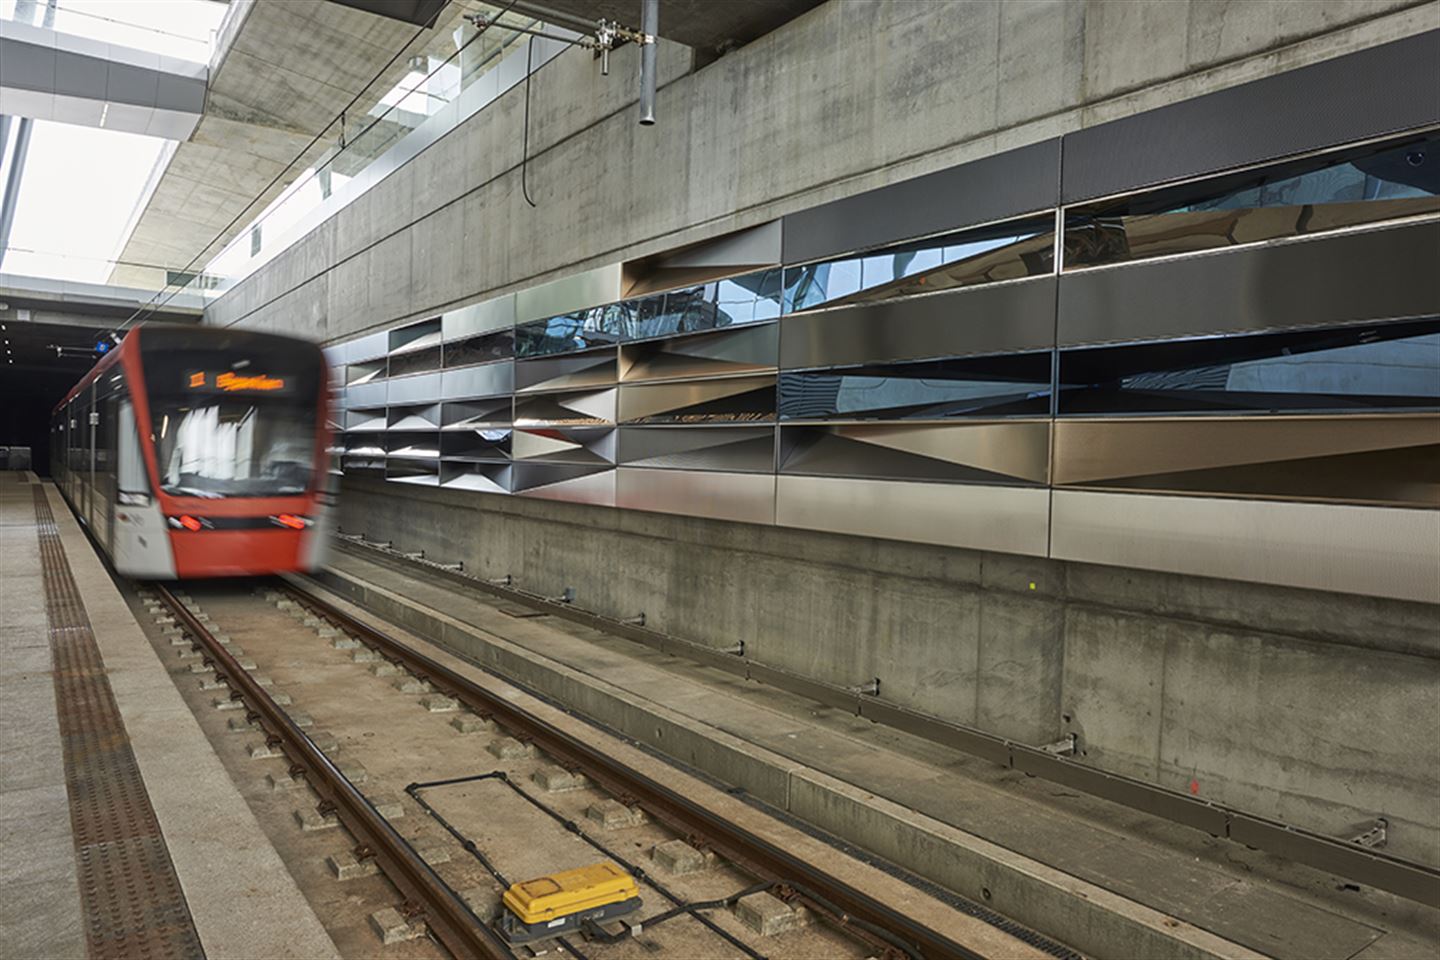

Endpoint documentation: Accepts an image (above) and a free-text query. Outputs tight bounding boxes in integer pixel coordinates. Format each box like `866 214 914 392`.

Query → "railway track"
144 577 1063 960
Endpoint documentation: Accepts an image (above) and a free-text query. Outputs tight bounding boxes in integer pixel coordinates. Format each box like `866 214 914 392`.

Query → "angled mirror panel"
515 350 618 393
390 318 442 354
1053 415 1439 506
440 428 513 462
1057 317 1440 415
388 435 440 459
1065 132 1440 270
617 426 776 473
441 398 513 429
513 388 616 426
779 421 1050 485
386 458 440 485
513 462 616 506
779 353 1052 421
620 324 778 382
516 308 624 357
387 403 441 431
345 409 388 432
346 359 386 385
783 216 1055 313
342 431 387 457
444 329 513 367
618 375 776 424
388 346 442 378
440 461 512 494
512 427 616 464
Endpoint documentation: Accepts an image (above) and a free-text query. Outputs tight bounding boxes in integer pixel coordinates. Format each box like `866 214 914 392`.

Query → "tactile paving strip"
33 488 204 959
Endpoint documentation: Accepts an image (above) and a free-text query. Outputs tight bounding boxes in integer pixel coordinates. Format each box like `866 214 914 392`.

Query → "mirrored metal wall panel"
1057 221 1440 347
782 139 1061 263
776 475 1051 556
390 318 442 353
1050 489 1440 603
516 309 624 357
515 263 623 324
1064 132 1439 270
386 371 442 405
441 428 513 461
619 270 784 340
779 353 1053 420
388 403 441 431
780 277 1055 369
346 331 389 362
1057 317 1440 415
440 461 512 494
513 462 616 506
515 350 618 393
347 380 387 408
444 329 513 367
512 427 616 464
779 421 1050 485
441 397 512 428
620 324 778 382
1053 415 1439 506
440 362 514 401
1060 29 1440 203
616 468 776 525
513 388 616 426
783 218 1055 313
347 359 386 385
617 426 776 473
618 375 775 423
442 295 515 340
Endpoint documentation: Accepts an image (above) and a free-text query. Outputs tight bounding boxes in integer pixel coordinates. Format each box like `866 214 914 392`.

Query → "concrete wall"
336 478 1440 866
210 0 1440 864
206 0 1439 339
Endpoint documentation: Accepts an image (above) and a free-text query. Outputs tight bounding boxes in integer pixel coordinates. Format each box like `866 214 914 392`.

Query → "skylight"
2 120 168 283
0 0 226 63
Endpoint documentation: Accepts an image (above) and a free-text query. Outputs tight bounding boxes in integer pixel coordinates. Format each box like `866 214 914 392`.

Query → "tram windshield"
140 329 323 499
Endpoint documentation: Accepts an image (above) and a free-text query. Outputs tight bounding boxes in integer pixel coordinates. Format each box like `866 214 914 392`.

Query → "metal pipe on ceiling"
0 117 34 273
638 0 658 126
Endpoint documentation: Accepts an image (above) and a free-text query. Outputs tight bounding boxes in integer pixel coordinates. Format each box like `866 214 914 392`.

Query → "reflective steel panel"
1050 489 1440 603
1057 221 1440 346
618 375 775 423
618 426 776 473
779 353 1052 420
777 475 1050 556
616 468 775 525
779 276 1055 370
779 421 1050 485
620 324 778 382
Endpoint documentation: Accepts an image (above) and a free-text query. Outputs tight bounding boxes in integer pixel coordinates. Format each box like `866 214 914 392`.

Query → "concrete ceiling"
515 0 823 58
110 0 484 286
109 0 820 288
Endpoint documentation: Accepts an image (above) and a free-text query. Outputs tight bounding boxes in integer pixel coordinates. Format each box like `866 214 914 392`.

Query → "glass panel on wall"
783 218 1055 313
515 308 624 357
779 353 1053 420
444 329 514 367
1065 133 1440 269
631 269 785 339
1057 318 1440 415
388 346 442 378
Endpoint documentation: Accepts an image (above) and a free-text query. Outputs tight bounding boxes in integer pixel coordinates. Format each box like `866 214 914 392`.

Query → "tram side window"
117 399 151 504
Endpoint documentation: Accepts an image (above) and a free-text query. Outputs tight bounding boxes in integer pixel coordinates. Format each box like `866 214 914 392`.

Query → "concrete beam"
0 18 206 140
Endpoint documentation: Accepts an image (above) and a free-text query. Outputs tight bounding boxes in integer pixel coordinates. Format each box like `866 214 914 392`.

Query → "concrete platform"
0 473 338 960
310 546 1440 960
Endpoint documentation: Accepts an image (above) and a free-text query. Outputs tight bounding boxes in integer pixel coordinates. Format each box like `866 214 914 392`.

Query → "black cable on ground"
409 772 766 960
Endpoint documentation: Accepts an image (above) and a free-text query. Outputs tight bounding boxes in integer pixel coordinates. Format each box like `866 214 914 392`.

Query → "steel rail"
278 580 988 960
151 583 514 960
331 540 1440 909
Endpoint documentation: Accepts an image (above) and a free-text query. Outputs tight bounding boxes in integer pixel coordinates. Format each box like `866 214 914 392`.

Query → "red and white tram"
51 324 334 578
